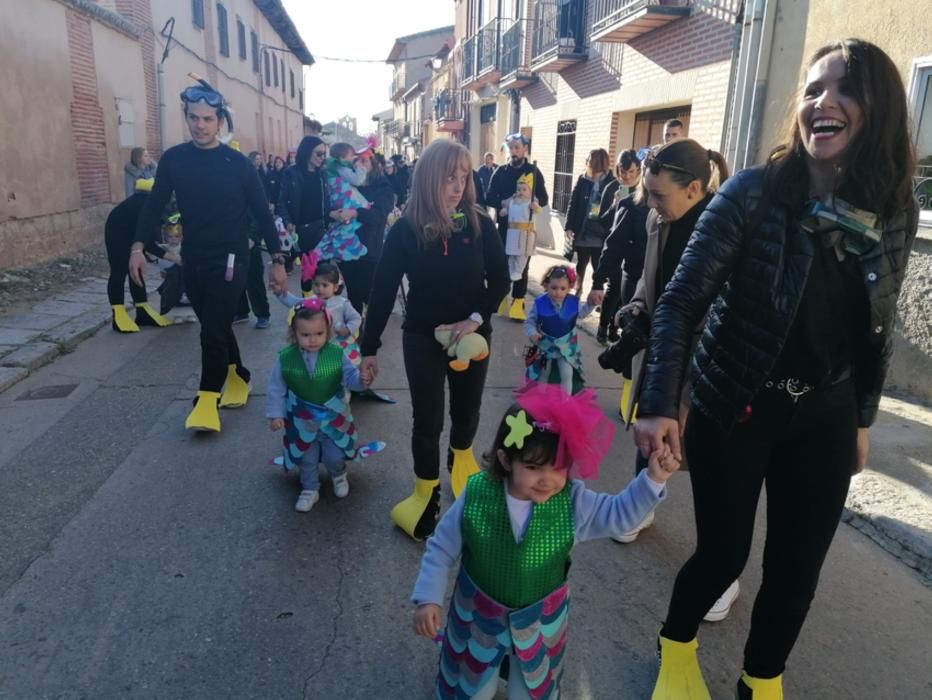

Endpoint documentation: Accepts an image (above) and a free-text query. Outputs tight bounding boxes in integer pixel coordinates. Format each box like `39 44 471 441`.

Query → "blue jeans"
298 437 346 491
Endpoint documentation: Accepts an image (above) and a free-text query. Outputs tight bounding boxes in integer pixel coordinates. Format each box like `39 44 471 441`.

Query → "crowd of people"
102 38 920 699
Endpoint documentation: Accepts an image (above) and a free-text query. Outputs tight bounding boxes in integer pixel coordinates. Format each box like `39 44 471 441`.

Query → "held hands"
645 445 681 484
529 332 542 344
414 603 443 639
531 198 541 214
634 415 683 463
360 356 379 386
330 209 357 223
436 319 481 345
269 262 288 295
269 418 285 431
587 290 604 307
336 327 351 337
499 208 508 217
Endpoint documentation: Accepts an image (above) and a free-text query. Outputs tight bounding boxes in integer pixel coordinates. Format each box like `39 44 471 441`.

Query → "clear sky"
282 0 455 136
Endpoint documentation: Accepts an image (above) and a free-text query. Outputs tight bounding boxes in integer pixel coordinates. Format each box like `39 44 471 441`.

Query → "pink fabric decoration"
515 382 614 480
293 296 332 325
300 250 321 284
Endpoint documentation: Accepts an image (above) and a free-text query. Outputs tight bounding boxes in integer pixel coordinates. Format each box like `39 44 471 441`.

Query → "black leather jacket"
639 166 918 431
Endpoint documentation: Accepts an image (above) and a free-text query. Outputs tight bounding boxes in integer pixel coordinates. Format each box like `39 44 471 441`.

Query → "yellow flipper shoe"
652 636 711 700
185 391 221 432
449 446 481 499
497 296 510 315
112 305 139 333
219 364 251 408
738 673 783 700
390 477 441 541
620 377 637 425
134 302 172 327
508 297 527 321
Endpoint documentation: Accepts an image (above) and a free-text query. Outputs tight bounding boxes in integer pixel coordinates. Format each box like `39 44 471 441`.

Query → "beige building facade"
0 0 311 270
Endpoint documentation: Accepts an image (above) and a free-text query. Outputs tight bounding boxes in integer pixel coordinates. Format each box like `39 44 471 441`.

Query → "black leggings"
340 256 374 315
661 379 857 678
498 223 530 299
105 228 147 306
237 246 270 319
574 246 601 292
184 256 249 392
402 330 490 480
600 269 622 333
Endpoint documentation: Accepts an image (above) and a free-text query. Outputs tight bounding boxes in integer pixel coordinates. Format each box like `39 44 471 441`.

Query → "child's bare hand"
269 418 285 432
336 327 351 337
529 333 542 344
646 446 680 484
414 603 442 639
499 208 507 217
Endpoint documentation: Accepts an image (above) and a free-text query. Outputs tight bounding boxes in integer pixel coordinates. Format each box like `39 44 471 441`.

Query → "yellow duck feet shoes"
651 636 711 700
185 391 221 432
508 298 527 321
134 302 173 327
390 477 441 541
497 296 511 316
112 305 139 333
736 673 783 700
219 364 251 408
448 446 481 499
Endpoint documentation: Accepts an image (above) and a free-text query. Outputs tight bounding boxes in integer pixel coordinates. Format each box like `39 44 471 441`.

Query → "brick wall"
66 8 111 207
115 0 160 154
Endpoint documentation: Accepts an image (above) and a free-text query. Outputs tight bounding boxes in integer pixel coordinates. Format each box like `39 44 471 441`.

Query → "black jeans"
184 256 249 392
340 256 374 315
237 246 270 318
661 379 857 678
600 269 622 333
402 330 490 480
105 228 147 306
574 246 601 292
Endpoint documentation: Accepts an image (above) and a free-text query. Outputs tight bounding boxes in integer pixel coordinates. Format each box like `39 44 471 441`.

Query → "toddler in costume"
155 213 185 315
500 173 538 283
318 142 371 262
276 253 363 366
524 265 594 395
266 298 369 513
412 383 679 699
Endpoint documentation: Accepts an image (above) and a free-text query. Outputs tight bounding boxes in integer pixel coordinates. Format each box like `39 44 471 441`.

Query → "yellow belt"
510 222 535 232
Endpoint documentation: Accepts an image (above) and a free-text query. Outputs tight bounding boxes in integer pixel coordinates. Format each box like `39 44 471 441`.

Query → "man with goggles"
130 79 287 433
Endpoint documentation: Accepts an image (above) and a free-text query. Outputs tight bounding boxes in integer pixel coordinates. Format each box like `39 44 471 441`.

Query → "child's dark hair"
313 261 342 288
287 305 331 344
330 142 354 160
542 264 574 286
483 403 560 480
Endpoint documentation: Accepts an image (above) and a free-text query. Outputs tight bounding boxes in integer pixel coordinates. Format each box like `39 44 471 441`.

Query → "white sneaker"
332 474 350 498
612 509 655 543
703 580 740 622
295 490 319 512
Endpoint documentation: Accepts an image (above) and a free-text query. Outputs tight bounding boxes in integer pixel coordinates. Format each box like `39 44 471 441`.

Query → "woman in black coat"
563 148 615 295
639 39 918 697
348 153 396 313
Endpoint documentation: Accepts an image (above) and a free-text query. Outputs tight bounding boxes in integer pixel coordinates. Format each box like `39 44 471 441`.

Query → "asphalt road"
0 287 930 699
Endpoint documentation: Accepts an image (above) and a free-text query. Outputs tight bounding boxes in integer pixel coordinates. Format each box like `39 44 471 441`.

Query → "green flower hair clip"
504 410 534 449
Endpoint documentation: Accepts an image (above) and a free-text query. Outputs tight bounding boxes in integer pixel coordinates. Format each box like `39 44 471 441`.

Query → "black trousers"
574 246 601 291
498 222 530 299
237 246 270 318
340 256 374 315
184 256 249 392
661 379 857 678
402 330 490 480
105 228 147 306
600 269 622 333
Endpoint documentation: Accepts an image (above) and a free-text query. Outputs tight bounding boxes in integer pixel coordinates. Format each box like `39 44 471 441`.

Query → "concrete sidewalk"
529 232 932 586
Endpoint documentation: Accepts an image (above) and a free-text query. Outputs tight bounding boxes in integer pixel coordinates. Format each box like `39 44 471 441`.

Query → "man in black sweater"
484 133 548 320
130 84 286 433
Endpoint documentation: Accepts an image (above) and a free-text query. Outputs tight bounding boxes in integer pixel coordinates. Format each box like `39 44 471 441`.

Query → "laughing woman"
360 140 510 541
638 39 918 699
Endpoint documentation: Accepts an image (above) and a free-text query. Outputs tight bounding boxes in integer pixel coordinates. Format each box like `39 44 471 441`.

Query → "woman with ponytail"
638 40 917 699
360 141 510 541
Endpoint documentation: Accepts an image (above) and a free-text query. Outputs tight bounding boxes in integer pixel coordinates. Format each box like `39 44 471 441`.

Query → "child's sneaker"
255 317 271 329
295 490 319 512
332 474 350 498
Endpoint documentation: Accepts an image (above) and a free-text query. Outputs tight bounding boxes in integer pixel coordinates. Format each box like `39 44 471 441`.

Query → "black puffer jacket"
639 166 918 431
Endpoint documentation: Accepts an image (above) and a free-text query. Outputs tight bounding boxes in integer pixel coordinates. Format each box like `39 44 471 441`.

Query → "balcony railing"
384 119 402 137
591 0 690 43
476 17 504 78
433 88 466 131
462 35 478 86
530 0 588 72
500 19 537 88
914 164 932 223
390 72 406 100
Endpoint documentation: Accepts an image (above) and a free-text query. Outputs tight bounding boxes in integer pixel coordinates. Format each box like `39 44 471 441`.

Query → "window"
273 54 279 87
909 57 932 223
280 58 285 93
631 106 691 150
236 19 246 60
217 3 229 57
251 31 259 73
192 0 205 29
553 119 577 214
290 69 295 98
299 89 304 110
264 51 271 86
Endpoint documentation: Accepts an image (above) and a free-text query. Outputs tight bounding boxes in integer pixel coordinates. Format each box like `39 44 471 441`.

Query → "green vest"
461 472 574 609
279 343 343 405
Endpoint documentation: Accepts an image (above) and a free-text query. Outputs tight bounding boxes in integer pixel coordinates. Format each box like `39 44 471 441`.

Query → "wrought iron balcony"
384 119 402 137
590 0 690 44
499 19 537 89
476 17 504 79
530 0 588 73
433 88 466 132
462 35 478 87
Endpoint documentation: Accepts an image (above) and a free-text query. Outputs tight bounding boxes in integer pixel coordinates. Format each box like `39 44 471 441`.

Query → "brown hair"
651 139 730 192
403 140 481 246
287 306 331 345
482 403 560 480
586 148 611 177
130 147 146 167
766 38 916 220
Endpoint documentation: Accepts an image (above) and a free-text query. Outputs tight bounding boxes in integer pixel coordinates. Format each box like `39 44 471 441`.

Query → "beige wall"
0 1 79 222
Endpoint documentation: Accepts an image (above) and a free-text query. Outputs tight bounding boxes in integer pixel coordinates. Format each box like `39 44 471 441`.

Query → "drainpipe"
157 62 166 154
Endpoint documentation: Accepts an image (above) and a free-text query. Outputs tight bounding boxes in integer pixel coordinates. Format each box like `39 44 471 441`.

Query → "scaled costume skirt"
335 335 362 367
282 391 359 470
437 568 569 700
525 332 584 393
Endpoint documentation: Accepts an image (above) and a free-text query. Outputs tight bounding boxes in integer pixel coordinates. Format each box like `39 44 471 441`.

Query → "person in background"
476 152 496 199
124 147 158 198
234 151 273 328
265 157 286 214
663 119 685 143
563 148 614 297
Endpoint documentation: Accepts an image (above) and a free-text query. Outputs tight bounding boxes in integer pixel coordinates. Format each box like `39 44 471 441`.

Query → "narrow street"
0 277 930 699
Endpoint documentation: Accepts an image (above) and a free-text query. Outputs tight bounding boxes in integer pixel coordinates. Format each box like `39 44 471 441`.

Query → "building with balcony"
385 25 455 157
